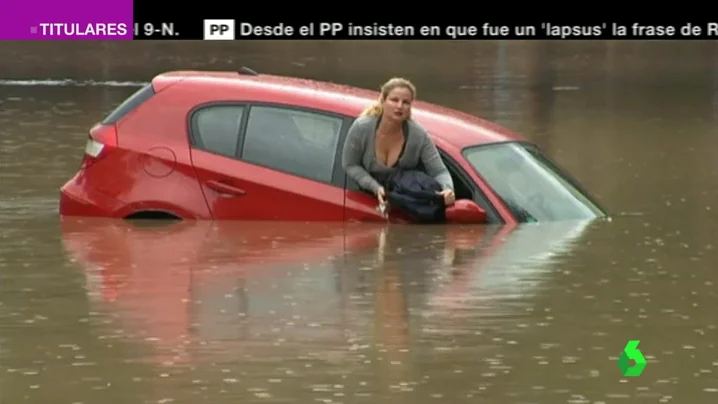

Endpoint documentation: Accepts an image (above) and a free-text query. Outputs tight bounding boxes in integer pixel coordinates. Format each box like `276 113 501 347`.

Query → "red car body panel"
59 70 533 224
191 149 346 221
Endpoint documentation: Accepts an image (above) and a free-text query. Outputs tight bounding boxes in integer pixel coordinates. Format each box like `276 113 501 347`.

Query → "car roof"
153 70 525 148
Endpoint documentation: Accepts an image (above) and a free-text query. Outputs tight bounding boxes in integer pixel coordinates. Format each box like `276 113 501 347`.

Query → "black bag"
384 169 446 223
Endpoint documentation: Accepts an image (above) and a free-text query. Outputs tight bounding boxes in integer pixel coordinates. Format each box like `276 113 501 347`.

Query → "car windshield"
462 142 606 222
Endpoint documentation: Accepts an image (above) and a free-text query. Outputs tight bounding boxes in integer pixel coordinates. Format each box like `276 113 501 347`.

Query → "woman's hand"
376 186 388 217
376 186 386 204
376 187 386 204
438 189 455 206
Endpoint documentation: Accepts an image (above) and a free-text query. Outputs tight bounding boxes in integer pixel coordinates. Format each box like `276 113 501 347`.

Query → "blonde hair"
361 77 417 119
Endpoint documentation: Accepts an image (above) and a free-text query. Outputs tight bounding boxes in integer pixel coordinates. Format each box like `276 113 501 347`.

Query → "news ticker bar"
183 20 718 40
1 1 718 40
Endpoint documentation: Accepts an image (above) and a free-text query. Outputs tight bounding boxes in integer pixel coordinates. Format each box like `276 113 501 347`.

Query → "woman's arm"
418 132 454 191
342 117 382 195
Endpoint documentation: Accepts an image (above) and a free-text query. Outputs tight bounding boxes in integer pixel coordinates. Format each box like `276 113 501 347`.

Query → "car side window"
438 152 503 224
241 105 343 183
190 105 245 158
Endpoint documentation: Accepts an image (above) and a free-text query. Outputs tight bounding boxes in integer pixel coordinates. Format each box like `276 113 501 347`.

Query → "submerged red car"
59 68 607 225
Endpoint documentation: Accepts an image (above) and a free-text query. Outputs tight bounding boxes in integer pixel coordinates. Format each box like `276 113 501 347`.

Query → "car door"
344 177 400 222
188 102 348 221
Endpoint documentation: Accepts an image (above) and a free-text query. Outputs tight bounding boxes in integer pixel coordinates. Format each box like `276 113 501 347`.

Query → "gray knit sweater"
341 115 454 195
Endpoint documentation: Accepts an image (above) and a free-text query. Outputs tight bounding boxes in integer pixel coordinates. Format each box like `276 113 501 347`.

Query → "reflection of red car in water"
58 69 607 224
60 218 590 366
61 218 388 363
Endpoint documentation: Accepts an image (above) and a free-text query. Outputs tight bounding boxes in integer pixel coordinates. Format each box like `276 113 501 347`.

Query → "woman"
341 77 456 208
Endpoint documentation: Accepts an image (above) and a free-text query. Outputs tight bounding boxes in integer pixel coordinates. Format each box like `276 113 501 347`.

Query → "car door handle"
205 180 246 196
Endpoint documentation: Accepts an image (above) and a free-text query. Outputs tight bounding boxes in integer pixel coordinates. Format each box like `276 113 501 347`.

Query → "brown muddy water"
0 40 717 403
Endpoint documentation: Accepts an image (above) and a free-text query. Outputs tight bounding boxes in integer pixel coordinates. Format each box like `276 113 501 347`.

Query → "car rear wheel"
124 211 181 221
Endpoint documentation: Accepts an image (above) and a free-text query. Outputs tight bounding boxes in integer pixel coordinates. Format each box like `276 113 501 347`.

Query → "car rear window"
101 83 155 125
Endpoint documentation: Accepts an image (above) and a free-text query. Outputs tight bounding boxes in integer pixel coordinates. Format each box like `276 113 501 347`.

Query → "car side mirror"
445 199 487 224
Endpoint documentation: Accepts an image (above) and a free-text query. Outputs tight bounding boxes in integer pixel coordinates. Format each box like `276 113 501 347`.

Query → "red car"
59 68 607 225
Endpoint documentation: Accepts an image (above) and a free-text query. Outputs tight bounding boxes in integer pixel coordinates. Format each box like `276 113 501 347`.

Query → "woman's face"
382 86 413 122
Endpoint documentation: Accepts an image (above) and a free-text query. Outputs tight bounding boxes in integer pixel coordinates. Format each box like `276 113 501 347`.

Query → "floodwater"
0 40 717 403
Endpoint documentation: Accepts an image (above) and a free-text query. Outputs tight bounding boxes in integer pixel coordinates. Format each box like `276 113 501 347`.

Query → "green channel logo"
617 340 647 376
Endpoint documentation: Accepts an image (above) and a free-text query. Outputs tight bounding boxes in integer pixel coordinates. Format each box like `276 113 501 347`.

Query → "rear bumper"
59 174 124 217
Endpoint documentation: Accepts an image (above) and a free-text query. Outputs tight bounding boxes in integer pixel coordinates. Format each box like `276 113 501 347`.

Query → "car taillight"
80 124 117 169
